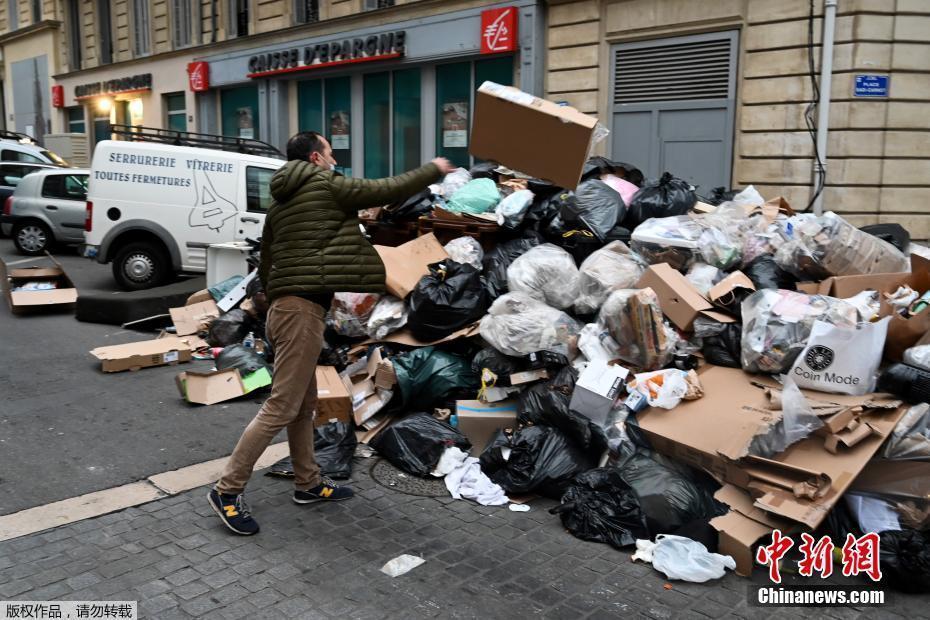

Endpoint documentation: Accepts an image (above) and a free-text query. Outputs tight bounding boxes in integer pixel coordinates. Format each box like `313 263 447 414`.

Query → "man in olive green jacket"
210 131 452 535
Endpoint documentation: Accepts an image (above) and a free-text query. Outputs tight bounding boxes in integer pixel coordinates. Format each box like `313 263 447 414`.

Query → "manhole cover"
370 458 448 497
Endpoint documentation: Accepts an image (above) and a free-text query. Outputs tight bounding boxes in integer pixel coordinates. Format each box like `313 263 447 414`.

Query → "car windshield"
40 150 69 167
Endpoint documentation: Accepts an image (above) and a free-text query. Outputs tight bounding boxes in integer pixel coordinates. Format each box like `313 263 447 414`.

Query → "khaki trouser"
216 296 325 494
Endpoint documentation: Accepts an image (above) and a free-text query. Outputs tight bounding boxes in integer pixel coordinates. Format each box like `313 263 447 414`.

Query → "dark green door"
221 86 260 140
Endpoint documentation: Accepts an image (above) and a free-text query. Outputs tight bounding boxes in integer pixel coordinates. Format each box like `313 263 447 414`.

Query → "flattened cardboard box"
169 300 220 336
90 335 207 372
636 366 907 538
373 233 448 299
470 82 599 190
0 253 78 314
177 368 247 405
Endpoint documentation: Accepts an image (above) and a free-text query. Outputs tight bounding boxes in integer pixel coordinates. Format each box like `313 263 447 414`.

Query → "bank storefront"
195 1 543 176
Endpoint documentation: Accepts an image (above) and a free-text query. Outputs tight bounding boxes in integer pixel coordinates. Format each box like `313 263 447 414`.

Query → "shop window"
221 86 259 140
393 68 421 175
98 0 113 64
475 56 514 89
246 166 274 211
435 62 471 169
67 0 82 69
364 0 394 9
172 0 193 48
31 0 40 22
324 76 352 177
364 72 390 178
295 0 318 24
297 80 323 133
165 93 187 132
228 0 248 38
67 107 86 133
8 0 17 30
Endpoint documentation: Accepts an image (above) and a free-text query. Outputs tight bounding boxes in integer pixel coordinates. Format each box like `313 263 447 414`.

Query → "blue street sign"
854 74 889 97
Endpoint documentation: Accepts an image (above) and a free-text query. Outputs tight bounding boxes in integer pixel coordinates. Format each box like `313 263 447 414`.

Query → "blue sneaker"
208 489 260 536
293 477 354 504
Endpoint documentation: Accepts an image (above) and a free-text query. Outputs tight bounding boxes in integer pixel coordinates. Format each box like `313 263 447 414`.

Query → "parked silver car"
0 168 89 255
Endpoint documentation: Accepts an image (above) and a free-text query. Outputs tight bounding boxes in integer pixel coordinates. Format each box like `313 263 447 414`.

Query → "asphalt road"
0 239 263 516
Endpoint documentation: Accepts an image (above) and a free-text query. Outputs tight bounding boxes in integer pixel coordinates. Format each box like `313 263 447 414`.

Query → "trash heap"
79 82 930 591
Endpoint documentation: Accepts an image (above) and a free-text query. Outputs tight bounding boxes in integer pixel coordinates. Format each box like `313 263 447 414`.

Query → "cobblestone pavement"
0 458 924 619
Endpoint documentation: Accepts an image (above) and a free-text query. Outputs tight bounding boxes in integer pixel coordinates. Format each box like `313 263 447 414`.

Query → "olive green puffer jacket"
259 160 441 301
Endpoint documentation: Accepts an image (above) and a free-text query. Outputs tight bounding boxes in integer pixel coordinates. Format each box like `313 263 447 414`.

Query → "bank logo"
805 345 834 371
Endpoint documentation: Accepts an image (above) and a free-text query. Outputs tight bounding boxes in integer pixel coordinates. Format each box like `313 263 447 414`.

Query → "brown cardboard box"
637 365 907 570
169 300 220 336
797 254 930 360
316 365 353 425
707 271 756 308
0 253 78 314
364 321 481 347
373 233 448 299
455 399 518 452
509 369 549 385
470 82 599 189
177 368 247 405
90 335 207 372
635 263 735 331
185 289 214 306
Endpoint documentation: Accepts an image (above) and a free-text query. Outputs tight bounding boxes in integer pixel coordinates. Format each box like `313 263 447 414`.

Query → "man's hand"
431 157 455 175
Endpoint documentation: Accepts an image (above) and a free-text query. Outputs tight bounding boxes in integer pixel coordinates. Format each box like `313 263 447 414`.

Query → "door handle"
240 216 260 224
45 205 58 210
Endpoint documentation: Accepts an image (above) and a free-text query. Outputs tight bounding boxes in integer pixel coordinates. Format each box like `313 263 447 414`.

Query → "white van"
84 139 285 289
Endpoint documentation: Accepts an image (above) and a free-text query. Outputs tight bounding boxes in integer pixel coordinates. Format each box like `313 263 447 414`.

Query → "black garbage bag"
518 366 608 455
469 161 499 181
207 309 256 347
701 323 743 368
215 344 272 376
265 421 358 480
392 346 479 410
479 425 597 498
703 187 738 206
744 255 797 291
381 189 435 223
522 192 564 235
559 180 626 242
549 468 648 549
623 172 696 229
526 178 563 199
407 261 489 342
471 347 524 382
861 223 911 254
611 161 645 188
879 529 930 594
482 234 542 299
371 413 471 477
581 156 617 182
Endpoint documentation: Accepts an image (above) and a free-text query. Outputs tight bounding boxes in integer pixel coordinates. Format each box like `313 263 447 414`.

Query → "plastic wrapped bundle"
437 168 471 199
575 241 645 315
479 292 582 357
630 216 741 272
775 211 910 280
506 243 581 310
740 289 874 374
446 178 501 215
366 295 407 340
326 293 381 338
598 288 678 370
495 189 535 229
443 237 484 270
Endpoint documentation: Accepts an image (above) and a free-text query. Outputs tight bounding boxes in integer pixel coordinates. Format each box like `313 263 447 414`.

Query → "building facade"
546 0 930 235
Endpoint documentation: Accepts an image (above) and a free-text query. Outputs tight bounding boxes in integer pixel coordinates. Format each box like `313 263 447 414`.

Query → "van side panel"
96 219 183 270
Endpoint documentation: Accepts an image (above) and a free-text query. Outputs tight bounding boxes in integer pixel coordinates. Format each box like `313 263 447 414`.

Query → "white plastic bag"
380 554 425 577
647 535 736 583
506 244 581 310
578 323 622 363
629 369 694 409
479 292 582 357
443 236 484 271
574 241 645 315
366 295 408 340
496 189 534 229
904 344 930 371
790 317 889 395
438 168 471 199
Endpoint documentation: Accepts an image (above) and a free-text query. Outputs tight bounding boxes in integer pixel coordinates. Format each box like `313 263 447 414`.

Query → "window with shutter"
295 0 318 23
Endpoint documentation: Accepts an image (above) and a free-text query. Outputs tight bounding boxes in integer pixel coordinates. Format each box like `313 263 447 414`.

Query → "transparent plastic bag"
365 295 408 340
775 211 909 279
506 243 581 310
575 241 645 315
748 375 823 457
443 237 484 270
686 263 724 296
598 289 678 370
881 404 930 460
904 345 930 371
496 189 535 229
630 215 741 271
740 289 869 374
647 535 736 583
578 322 622 363
479 292 582 357
438 168 471 199
327 293 380 338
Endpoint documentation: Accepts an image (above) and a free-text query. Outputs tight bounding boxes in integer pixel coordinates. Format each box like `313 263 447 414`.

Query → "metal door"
610 31 738 194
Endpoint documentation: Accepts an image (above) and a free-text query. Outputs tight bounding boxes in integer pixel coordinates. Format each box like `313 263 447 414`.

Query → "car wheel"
12 221 52 256
112 242 170 291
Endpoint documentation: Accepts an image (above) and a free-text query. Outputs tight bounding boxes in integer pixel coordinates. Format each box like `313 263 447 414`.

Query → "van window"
1 149 45 164
43 174 89 200
246 166 274 212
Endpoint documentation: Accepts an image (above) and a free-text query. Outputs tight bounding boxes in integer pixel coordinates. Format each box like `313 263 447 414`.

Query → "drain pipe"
812 0 838 215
